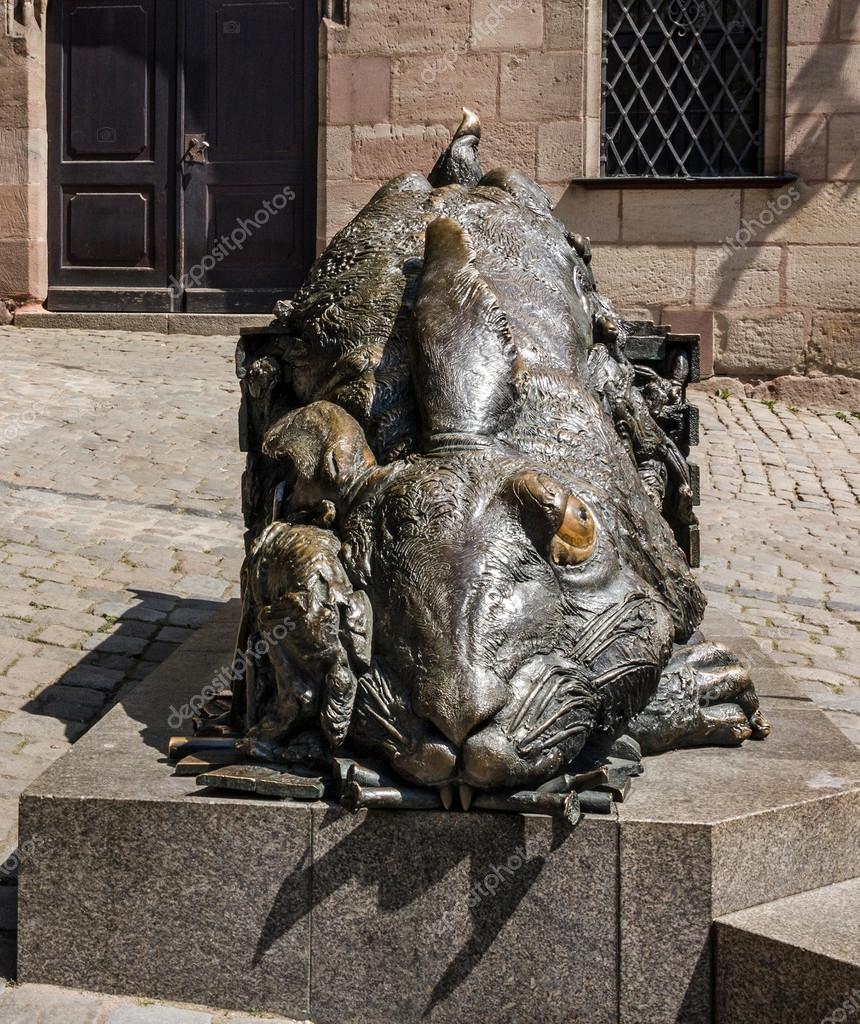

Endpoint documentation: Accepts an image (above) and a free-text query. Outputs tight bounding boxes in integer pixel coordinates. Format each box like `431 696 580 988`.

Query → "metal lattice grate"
602 0 766 177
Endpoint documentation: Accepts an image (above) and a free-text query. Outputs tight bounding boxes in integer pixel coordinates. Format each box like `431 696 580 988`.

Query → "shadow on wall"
552 3 859 379
709 1 860 317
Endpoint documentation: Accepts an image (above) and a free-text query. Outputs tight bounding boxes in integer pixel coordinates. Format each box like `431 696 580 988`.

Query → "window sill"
568 174 799 190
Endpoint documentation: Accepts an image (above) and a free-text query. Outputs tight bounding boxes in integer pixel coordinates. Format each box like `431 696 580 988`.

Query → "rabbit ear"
412 216 524 439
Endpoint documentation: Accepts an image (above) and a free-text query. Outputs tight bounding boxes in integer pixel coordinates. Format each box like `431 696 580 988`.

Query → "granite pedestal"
16 602 860 1023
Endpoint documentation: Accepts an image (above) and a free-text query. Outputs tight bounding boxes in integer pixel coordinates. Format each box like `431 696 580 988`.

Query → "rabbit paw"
627 641 770 756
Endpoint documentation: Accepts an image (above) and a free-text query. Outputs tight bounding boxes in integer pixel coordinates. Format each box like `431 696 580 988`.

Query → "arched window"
602 0 766 177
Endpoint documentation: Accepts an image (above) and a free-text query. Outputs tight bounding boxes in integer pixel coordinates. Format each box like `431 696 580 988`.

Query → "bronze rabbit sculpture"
213 111 768 815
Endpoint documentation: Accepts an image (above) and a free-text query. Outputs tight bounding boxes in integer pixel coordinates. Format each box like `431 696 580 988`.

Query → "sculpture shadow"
253 812 570 1018
0 592 226 982
20 589 224 745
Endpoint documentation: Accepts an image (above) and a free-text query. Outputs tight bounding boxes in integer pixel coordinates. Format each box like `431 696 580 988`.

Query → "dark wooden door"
180 0 318 312
47 0 317 313
47 0 177 311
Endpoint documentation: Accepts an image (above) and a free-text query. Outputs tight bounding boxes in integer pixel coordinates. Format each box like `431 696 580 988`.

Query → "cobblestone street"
0 327 245 866
695 387 860 748
0 326 857 1018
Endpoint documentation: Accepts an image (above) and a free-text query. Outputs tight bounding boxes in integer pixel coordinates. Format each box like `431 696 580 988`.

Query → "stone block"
544 0 586 51
621 189 741 244
499 51 582 121
743 182 860 245
787 0 840 43
325 181 382 239
328 56 392 125
107 1006 212 1024
693 244 782 308
324 124 352 181
786 44 860 114
536 120 583 182
353 124 450 181
310 810 618 1024
554 186 621 242
328 0 470 55
0 127 47 187
786 244 860 310
480 120 538 176
165 314 271 336
0 56 30 130
20 794 313 1011
471 0 543 50
715 880 860 1024
618 743 860 1024
784 114 828 181
0 239 37 299
841 1 860 40
589 244 694 308
808 313 860 375
541 182 567 207
18 628 313 1019
12 311 172 332
16 602 860 1024
715 312 805 376
749 372 860 410
393 53 498 123
828 113 860 180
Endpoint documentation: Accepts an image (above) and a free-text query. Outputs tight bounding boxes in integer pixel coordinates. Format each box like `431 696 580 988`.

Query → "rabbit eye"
550 496 596 566
504 471 597 567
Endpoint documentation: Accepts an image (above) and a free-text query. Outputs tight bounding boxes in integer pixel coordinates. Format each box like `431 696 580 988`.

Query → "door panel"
66 3 151 159
46 0 317 312
65 190 152 265
181 0 317 312
48 0 175 311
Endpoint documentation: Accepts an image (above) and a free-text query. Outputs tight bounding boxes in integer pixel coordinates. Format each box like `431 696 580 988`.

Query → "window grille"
602 0 766 177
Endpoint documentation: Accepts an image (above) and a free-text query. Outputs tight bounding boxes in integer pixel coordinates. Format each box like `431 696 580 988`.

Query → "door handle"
182 135 210 164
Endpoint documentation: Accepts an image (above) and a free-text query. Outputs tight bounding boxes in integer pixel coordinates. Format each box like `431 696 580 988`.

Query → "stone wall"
319 0 860 381
317 0 586 240
0 4 47 312
0 0 858 381
559 0 860 379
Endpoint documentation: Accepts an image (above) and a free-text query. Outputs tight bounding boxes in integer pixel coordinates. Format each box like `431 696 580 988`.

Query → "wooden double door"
47 0 318 312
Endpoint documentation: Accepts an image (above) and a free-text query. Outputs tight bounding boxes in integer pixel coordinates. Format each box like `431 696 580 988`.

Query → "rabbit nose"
412 668 506 747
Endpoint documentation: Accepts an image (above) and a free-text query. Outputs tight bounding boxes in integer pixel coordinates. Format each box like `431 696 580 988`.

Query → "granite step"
715 877 860 1024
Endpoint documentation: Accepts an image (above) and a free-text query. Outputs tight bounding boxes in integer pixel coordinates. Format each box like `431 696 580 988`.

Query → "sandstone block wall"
0 0 858 384
318 0 587 240
0 9 46 309
319 0 860 381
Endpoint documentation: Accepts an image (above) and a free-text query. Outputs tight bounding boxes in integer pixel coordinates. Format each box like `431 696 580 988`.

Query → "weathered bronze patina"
180 111 769 818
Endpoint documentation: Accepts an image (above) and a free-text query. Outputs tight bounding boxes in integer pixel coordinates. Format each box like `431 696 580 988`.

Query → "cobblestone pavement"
0 981 306 1023
0 328 857 1019
0 327 245 869
693 387 860 748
